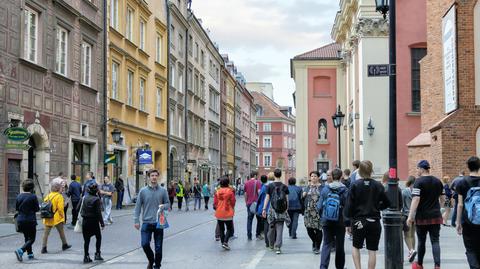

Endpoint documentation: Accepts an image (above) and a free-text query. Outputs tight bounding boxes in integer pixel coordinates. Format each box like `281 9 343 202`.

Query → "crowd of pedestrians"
10 155 480 269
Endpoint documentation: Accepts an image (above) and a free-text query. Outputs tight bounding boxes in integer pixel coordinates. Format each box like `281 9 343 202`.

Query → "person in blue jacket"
256 174 271 248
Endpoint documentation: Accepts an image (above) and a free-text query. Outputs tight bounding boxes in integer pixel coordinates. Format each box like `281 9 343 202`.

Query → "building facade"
106 0 169 195
253 92 296 181
291 44 346 182
246 82 274 101
408 0 480 179
223 55 236 177
1 0 105 217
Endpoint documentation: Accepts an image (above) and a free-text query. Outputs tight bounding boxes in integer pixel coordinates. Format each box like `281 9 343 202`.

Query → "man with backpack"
455 156 480 268
262 169 289 254
407 160 445 269
318 168 348 269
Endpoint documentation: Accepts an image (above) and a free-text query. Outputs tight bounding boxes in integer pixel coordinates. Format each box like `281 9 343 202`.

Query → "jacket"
80 194 104 227
134 185 170 224
256 183 270 215
287 185 303 210
16 193 40 223
68 181 82 202
42 191 65 226
318 181 348 226
214 187 236 220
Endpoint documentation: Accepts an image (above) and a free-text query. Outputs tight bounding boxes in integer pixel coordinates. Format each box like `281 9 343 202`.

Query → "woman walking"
81 183 105 263
41 177 72 253
202 181 211 210
168 182 176 210
303 171 324 254
442 176 453 226
214 177 236 250
402 176 417 263
14 179 40 261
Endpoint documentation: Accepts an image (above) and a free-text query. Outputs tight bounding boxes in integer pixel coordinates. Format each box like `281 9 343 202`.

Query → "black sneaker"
62 244 72 251
222 243 230 250
94 252 104 261
83 255 92 263
41 247 47 254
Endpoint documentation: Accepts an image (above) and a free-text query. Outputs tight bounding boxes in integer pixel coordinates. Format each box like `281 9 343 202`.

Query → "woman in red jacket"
214 176 236 250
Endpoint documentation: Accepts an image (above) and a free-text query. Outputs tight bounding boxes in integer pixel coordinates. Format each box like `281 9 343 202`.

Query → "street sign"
367 64 390 77
137 149 153 164
5 143 31 150
104 153 117 164
3 127 30 142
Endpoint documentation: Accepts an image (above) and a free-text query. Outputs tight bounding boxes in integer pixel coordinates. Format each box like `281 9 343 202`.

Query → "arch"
22 118 50 197
318 119 328 140
313 76 331 97
475 2 480 105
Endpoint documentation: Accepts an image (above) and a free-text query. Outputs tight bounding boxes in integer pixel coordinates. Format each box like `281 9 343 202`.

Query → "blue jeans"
116 190 124 209
102 197 112 223
287 210 300 237
194 197 201 210
246 205 261 239
321 225 346 269
141 223 164 268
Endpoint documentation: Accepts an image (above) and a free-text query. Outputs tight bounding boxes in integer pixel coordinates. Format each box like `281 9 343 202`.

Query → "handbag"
249 180 258 215
74 197 84 233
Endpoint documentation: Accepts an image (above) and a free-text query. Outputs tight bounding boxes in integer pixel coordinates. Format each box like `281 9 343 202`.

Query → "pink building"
252 92 296 180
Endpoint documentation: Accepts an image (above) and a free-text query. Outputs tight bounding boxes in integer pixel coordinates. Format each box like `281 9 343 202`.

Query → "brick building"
253 91 296 181
408 0 480 178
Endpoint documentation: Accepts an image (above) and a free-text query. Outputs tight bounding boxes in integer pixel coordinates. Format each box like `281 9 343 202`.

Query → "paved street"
0 200 470 269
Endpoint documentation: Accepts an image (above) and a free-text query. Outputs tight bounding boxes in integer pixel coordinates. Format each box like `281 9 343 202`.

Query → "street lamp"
111 128 122 144
367 118 375 136
287 152 293 177
331 105 345 168
375 0 403 268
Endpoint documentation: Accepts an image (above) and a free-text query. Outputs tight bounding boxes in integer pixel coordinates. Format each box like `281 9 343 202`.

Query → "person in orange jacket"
214 176 236 250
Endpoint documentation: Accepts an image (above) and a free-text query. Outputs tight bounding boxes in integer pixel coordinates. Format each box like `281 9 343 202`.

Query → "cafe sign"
3 127 30 142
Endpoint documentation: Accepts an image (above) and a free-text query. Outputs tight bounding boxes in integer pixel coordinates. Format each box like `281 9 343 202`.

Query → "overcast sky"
192 0 339 109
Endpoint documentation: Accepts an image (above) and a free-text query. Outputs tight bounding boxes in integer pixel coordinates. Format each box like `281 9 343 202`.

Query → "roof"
293 43 342 60
252 91 295 121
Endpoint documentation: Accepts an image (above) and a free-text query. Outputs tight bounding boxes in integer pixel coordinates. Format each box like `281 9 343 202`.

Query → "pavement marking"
243 249 266 269
105 256 124 264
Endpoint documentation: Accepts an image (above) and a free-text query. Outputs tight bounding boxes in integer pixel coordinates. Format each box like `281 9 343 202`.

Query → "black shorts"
352 218 382 251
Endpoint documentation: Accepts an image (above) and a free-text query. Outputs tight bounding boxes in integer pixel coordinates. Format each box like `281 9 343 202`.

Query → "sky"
192 0 339 109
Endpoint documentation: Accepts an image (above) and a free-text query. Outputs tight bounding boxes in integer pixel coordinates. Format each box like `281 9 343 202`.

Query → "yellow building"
224 66 236 175
106 0 168 194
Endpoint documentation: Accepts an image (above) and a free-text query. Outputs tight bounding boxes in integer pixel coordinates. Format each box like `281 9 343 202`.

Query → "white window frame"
24 6 38 63
170 64 176 88
263 123 271 132
263 136 272 148
81 42 92 86
178 67 183 93
156 87 162 117
283 124 287 132
111 61 119 99
110 0 118 29
139 78 146 111
264 153 272 167
255 153 259 166
127 70 134 106
156 33 162 63
139 19 145 50
126 7 133 41
55 26 68 76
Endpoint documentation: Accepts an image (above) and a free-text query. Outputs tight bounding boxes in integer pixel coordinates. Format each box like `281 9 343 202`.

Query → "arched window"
255 104 264 116
318 119 327 140
475 2 480 105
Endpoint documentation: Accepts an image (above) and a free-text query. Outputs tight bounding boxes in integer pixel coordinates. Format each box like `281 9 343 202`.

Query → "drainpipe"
166 0 171 183
184 12 189 184
102 0 108 178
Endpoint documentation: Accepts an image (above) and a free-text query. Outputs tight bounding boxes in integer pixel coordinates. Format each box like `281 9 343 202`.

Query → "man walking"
134 169 170 269
100 176 115 225
68 175 82 228
115 176 125 210
244 171 262 240
176 181 184 211
455 156 480 268
262 169 289 254
287 177 302 239
344 160 390 269
82 172 96 196
407 160 445 269
318 168 348 269
193 178 202 211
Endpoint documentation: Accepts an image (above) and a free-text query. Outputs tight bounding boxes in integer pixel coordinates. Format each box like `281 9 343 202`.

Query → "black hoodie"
344 178 390 225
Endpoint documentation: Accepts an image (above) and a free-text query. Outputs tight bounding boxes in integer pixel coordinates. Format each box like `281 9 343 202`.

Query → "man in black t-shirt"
262 169 289 255
455 156 480 268
407 160 445 269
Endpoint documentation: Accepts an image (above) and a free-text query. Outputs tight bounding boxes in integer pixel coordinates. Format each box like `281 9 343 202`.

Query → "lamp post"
111 128 122 181
331 105 345 168
287 152 293 178
375 0 403 268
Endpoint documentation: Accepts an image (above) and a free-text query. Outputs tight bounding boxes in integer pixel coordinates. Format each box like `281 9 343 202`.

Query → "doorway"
317 161 329 173
7 159 21 213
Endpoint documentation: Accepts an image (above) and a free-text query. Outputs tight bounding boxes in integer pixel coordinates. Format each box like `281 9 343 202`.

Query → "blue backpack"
321 188 341 221
464 179 480 225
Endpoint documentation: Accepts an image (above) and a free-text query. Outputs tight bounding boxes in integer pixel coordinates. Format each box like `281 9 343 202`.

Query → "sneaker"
314 248 320 255
215 236 220 241
27 254 34 260
62 244 72 251
411 262 423 269
41 247 47 254
222 243 230 250
83 255 92 264
275 248 281 254
256 234 264 240
408 250 417 263
269 246 274 251
15 248 24 262
94 252 104 261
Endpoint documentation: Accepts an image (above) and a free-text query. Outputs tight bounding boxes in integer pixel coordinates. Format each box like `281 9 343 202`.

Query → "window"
140 20 145 50
178 66 183 93
188 35 193 55
72 142 91 184
256 136 259 147
170 25 175 49
411 48 427 112
187 68 193 90
195 42 199 61
156 87 162 117
263 136 272 148
178 111 183 138
111 62 119 99
170 64 176 88
283 124 287 132
256 153 259 167
200 50 205 68
263 153 272 167
127 70 133 106
194 74 199 95
263 123 271 132
24 7 38 63
139 78 145 111
293 126 295 134
110 0 118 28
55 26 68 76
156 34 162 63
81 42 92 86
283 137 287 148
126 7 133 41
178 34 183 56
169 107 175 135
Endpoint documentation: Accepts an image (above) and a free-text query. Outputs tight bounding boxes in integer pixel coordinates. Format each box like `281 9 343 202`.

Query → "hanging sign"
442 5 458 114
3 127 30 142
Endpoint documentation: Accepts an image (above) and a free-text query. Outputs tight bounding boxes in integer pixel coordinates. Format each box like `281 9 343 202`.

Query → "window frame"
110 0 118 29
126 7 133 41
263 153 272 167
263 123 271 132
81 42 92 86
411 48 427 112
263 135 272 148
156 33 162 63
139 19 146 50
139 78 146 111
156 87 162 117
24 6 38 63
127 70 134 106
55 25 68 76
111 61 119 99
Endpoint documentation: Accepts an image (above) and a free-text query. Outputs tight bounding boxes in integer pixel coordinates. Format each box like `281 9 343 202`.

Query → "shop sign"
3 127 30 142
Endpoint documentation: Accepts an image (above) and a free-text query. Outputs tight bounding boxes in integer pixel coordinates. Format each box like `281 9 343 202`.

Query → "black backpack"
271 184 287 213
40 193 59 219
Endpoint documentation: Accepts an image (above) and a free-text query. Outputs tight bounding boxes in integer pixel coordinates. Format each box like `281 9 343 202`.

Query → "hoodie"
214 187 236 220
318 181 349 226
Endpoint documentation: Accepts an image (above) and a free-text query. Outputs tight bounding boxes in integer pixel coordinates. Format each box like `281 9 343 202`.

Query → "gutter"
102 0 108 177
166 0 171 183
